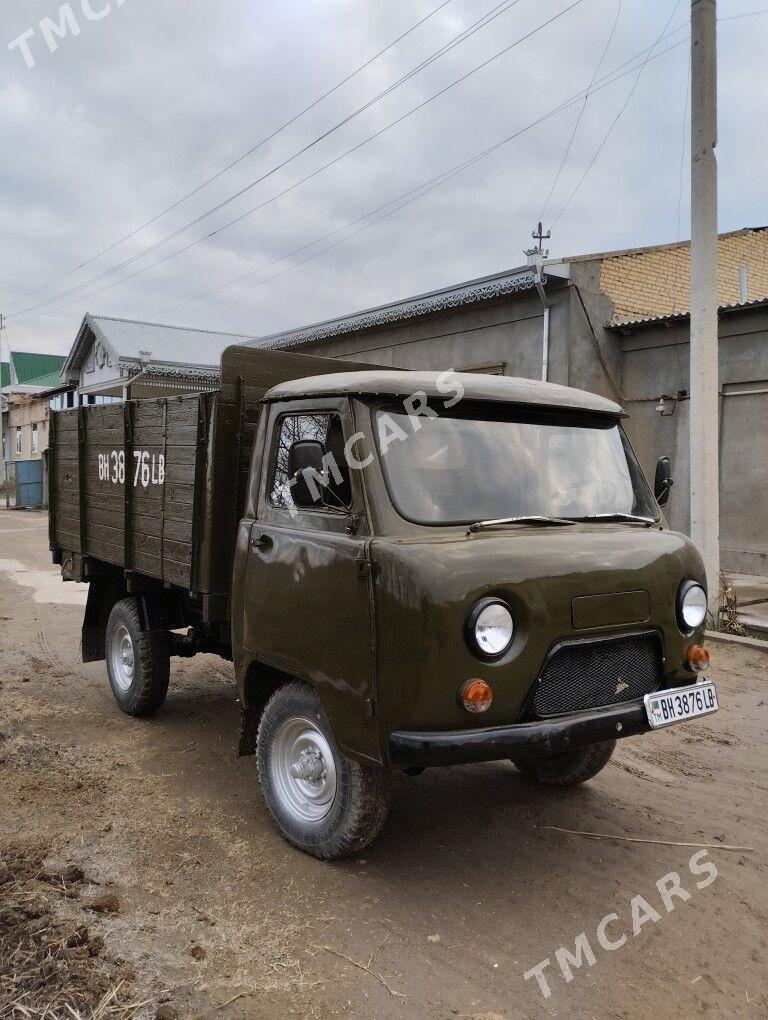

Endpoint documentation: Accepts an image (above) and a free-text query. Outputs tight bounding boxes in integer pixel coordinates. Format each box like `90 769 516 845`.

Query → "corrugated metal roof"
607 295 768 331
252 265 538 351
10 350 66 384
24 369 66 388
87 315 258 366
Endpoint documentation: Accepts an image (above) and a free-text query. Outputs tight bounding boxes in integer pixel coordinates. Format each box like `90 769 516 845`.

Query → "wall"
566 260 626 403
619 305 768 574
280 283 571 382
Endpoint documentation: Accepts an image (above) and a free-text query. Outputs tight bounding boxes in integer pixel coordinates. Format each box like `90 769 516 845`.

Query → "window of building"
15 426 22 455
31 423 39 453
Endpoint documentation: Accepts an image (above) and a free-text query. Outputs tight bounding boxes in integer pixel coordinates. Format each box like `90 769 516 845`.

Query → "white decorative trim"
261 269 537 349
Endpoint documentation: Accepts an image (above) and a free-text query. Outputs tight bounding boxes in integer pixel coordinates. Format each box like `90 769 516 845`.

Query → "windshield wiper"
575 512 657 526
467 515 576 534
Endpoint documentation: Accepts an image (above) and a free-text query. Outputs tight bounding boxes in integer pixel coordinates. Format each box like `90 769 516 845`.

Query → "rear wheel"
511 740 616 786
105 598 169 716
257 682 391 859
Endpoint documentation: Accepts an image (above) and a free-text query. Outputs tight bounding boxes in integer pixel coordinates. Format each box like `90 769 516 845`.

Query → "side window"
269 412 352 512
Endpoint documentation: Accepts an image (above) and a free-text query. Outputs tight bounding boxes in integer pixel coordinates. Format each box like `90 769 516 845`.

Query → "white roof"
62 313 260 383
85 314 258 367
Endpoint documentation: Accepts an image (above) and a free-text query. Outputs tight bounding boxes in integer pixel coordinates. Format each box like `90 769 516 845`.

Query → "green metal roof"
10 351 66 385
25 369 66 389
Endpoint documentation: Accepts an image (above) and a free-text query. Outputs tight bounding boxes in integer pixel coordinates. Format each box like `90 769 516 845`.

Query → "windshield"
376 406 658 526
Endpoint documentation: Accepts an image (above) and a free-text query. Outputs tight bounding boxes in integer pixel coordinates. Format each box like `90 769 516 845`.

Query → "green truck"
49 345 718 859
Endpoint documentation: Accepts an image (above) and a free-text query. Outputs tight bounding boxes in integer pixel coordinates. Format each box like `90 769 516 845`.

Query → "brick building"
248 225 768 573
589 227 768 324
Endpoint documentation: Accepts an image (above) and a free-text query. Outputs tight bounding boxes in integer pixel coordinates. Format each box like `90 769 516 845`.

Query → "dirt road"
1 509 766 1019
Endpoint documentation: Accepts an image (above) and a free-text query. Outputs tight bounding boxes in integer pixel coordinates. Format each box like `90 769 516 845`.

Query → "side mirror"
654 456 673 507
287 439 326 508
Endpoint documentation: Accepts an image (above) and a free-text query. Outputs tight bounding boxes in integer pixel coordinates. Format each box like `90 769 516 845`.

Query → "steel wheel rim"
110 624 135 692
270 715 337 824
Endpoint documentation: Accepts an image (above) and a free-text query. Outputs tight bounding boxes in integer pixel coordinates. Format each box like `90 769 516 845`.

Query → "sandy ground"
1 508 766 1019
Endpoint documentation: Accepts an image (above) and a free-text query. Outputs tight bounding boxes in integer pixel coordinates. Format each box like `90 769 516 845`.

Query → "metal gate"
16 459 43 508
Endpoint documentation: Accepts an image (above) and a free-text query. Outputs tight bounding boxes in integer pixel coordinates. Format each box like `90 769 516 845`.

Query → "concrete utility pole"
689 0 720 606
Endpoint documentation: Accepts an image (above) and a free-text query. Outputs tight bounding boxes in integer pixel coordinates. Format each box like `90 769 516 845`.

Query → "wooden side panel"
50 408 83 554
49 395 208 590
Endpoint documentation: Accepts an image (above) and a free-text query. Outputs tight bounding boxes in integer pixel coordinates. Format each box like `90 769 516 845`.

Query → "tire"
105 598 169 717
511 740 616 787
257 682 391 860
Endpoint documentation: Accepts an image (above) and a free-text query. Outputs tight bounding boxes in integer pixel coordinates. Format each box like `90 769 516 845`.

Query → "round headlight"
678 581 707 632
468 599 514 657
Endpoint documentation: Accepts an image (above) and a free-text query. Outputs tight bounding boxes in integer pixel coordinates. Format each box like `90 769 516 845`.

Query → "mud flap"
82 579 124 663
237 704 259 758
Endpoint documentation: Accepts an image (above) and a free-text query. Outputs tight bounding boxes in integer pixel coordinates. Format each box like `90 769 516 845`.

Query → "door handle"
251 533 272 552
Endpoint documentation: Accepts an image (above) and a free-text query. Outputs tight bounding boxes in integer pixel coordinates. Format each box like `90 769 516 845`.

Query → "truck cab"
229 369 714 858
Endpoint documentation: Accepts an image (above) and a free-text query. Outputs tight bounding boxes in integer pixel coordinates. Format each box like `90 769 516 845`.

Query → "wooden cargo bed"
50 394 209 591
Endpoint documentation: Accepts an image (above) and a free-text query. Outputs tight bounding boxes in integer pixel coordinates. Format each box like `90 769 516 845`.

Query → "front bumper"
389 700 651 768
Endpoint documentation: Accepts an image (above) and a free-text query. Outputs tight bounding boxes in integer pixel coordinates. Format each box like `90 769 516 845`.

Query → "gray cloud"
1 0 766 355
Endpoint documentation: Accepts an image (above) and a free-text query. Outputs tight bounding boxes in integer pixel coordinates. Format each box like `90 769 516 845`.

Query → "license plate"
644 682 718 729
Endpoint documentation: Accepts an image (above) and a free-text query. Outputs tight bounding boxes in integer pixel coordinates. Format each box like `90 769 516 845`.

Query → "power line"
14 5 767 329
124 28 707 324
549 0 684 230
539 0 622 225
2 0 458 311
159 32 697 324
7 0 524 319
9 0 585 326
12 16 684 330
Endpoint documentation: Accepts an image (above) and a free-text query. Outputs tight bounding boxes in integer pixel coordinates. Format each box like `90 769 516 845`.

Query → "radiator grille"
532 633 662 718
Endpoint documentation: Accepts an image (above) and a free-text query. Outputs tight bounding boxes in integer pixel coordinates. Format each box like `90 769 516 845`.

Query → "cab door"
241 398 380 763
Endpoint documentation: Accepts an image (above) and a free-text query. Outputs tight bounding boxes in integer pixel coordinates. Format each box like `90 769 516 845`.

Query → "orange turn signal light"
687 644 710 673
460 678 493 713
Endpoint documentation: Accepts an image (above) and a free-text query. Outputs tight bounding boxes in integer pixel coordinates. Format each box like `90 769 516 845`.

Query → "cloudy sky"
1 0 767 356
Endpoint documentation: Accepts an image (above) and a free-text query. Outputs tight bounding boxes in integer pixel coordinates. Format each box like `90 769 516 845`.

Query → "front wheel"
511 740 616 786
256 682 391 860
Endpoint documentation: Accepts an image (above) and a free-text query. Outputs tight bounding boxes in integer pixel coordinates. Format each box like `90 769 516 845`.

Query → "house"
246 226 768 574
4 350 67 461
1 350 68 508
60 313 259 399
